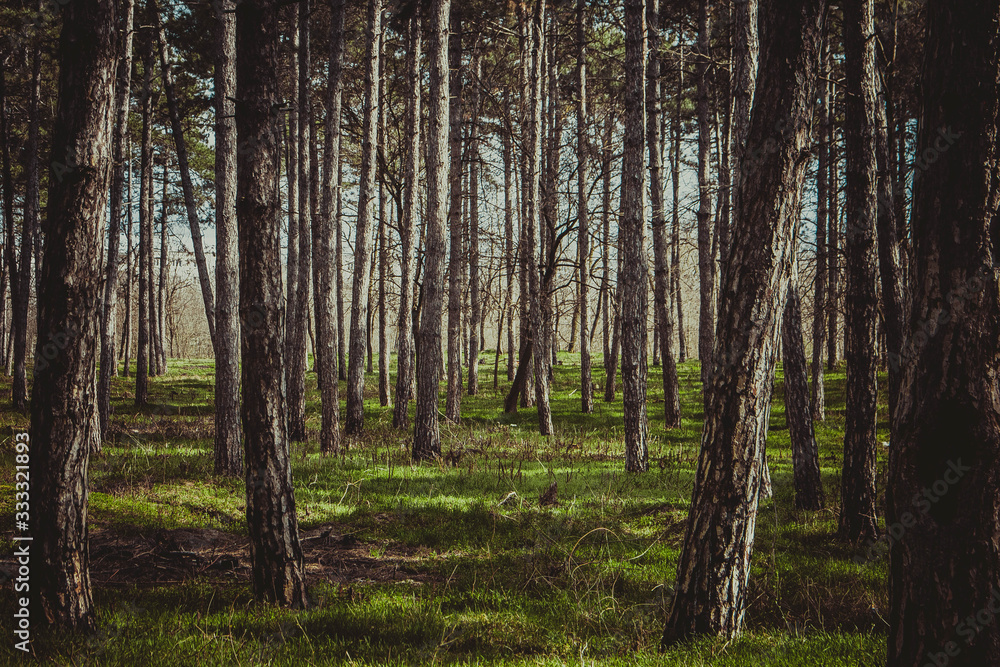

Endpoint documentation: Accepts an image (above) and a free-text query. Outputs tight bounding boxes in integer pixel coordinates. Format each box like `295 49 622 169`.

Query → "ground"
0 352 889 665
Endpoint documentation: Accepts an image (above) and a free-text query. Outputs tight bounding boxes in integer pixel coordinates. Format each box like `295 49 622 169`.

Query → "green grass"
0 353 890 665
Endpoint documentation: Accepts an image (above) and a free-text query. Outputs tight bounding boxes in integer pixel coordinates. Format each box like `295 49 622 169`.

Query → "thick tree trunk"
135 37 154 407
838 0 880 545
29 0 118 630
622 0 649 471
646 0 680 428
413 0 451 460
393 6 420 429
445 11 464 423
152 0 216 348
810 32 829 422
662 0 825 643
345 0 383 435
695 0 715 400
235 0 308 608
213 0 242 476
887 3 1000 663
784 276 825 511
98 0 135 440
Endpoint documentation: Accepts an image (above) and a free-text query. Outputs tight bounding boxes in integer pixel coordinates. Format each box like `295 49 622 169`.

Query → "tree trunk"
29 0 118 630
695 0 715 400
888 3 1000 663
601 116 613 386
810 30 829 422
445 11 464 423
121 140 134 378
646 0 680 428
336 159 346 381
671 43 686 364
0 63 16 385
503 105 515 384
345 0 383 435
393 6 420 429
235 0 308 608
576 0 593 414
98 0 135 440
213 0 242 475
413 0 451 460
152 0 216 347
784 275 824 511
135 35 154 407
826 81 840 370
376 19 391 408
662 0 825 643
838 0 880 545
156 163 168 375
467 52 483 397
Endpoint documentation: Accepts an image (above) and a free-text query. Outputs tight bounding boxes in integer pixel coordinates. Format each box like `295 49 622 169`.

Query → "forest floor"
0 353 889 665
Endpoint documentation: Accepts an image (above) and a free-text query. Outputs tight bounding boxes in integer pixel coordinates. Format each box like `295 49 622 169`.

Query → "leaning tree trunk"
621 0 649 471
234 0 308 608
662 0 825 643
392 5 420 429
810 32 829 422
888 2 1000 664
646 0 681 428
413 0 451 460
445 11 464 423
152 0 216 348
783 272 824 511
345 0 383 435
317 0 345 452
213 0 242 476
98 0 135 440
838 0 880 545
28 0 117 630
694 0 715 401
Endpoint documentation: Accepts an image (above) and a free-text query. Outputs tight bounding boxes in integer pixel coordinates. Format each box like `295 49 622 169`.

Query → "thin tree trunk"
235 0 308 608
467 52 483 397
445 10 464 422
695 0 715 400
827 81 839 370
336 159 346 381
576 0 593 414
377 17 391 408
671 43 686 364
214 0 242 475
29 0 118 630
152 0 216 347
888 3 1000 662
393 5 420 429
135 35 154 407
156 163 168 375
413 0 451 460
98 0 135 440
839 0 880 545
646 0 680 428
662 0 825 642
121 141 134 378
345 0 383 435
503 104 515 384
810 30 829 422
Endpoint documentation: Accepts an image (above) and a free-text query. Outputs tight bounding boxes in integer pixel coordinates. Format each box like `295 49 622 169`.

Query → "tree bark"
413 0 451 460
235 0 308 608
810 31 829 423
345 0 383 435
888 2 1000 663
695 0 715 400
646 0 680 428
376 18 391 408
662 0 825 643
29 0 118 630
135 35 154 407
467 52 483 397
575 0 594 414
827 81 840 370
445 10 464 423
838 0 880 545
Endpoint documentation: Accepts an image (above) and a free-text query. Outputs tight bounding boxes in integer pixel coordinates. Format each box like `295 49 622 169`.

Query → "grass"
0 352 891 665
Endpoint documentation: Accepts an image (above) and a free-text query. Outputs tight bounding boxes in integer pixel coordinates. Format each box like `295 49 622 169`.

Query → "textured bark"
784 278 825 511
98 0 135 440
345 0 383 435
336 160 346 381
838 0 880 545
888 3 1000 663
152 0 216 347
670 44 686 364
662 0 825 643
285 18 300 404
413 0 450 460
622 0 649 472
600 116 613 389
0 65 14 386
29 0 118 630
156 168 168 374
810 34 829 422
467 53 482 397
213 0 242 476
120 143 134 378
827 82 840 370
576 0 593 414
646 0 680 428
695 0 715 399
135 36 154 407
235 0 308 608
503 111 515 384
317 0 345 451
445 11 464 423
376 20 391 409
393 7 420 429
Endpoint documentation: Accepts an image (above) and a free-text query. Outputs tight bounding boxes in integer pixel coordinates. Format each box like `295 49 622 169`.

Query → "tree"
135 31 155 407
466 52 483 397
345 0 383 435
662 0 826 643
445 9 464 423
213 0 242 476
621 0 649 472
887 2 1000 663
28 0 118 630
694 0 715 400
413 0 451 461
810 31 829 422
235 0 308 608
98 0 135 441
575 0 593 414
838 0 880 545
317 0 346 452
